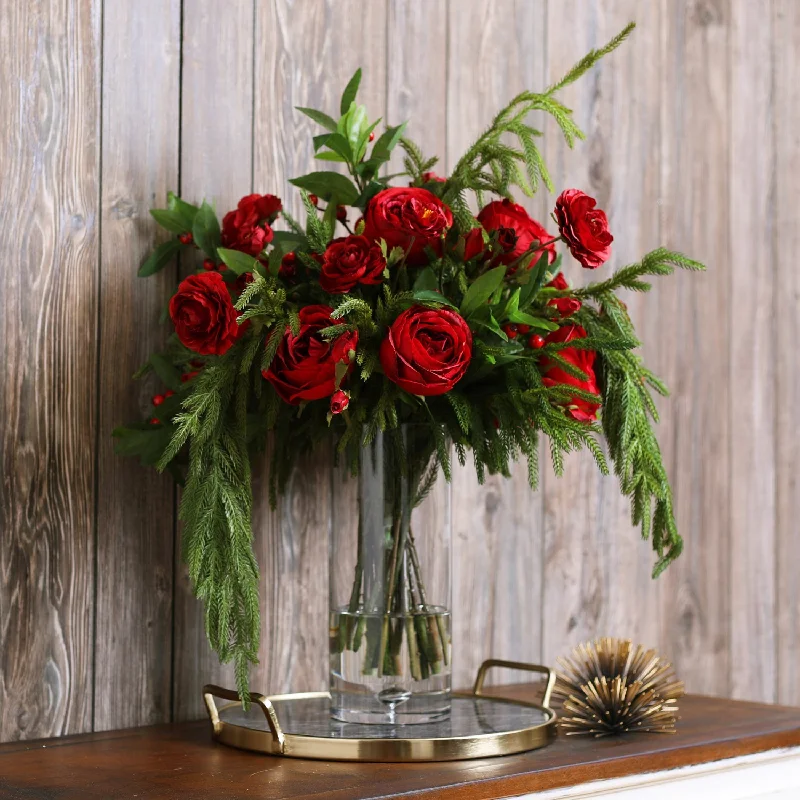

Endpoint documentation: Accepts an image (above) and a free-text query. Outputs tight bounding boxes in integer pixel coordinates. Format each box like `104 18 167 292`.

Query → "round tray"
203 659 557 762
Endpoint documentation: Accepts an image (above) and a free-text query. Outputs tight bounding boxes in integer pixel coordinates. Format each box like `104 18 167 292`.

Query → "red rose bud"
330 390 350 415
477 200 556 268
380 306 472 396
152 394 165 406
529 334 545 349
554 189 613 269
221 193 281 256
308 194 319 206
320 235 386 294
178 232 193 245
540 324 600 422
233 271 254 295
502 324 518 339
336 205 348 223
202 258 216 271
362 187 453 266
421 171 446 183
546 272 583 318
169 272 241 356
263 305 358 405
165 390 175 398
280 251 297 280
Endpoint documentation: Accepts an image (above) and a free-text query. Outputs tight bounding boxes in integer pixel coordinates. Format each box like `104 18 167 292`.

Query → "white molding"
511 746 800 799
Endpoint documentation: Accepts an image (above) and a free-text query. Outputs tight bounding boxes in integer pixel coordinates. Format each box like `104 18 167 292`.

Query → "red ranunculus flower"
380 306 472 396
330 389 350 415
540 324 600 422
554 189 613 269
169 272 241 356
546 272 582 318
263 305 358 405
221 193 282 257
319 235 386 294
477 199 556 268
362 187 453 266
462 226 486 261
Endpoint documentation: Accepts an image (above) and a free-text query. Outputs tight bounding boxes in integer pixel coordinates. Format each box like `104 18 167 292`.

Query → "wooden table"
2 690 800 799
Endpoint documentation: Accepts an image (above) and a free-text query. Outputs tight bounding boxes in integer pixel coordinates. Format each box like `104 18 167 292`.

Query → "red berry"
218 263 228 272
368 131 375 142
502 324 518 339
529 334 546 349
336 206 347 223
308 194 319 207
178 232 193 245
152 394 165 407
202 259 216 271
165 390 175 398
149 417 160 425
516 324 531 335
181 370 199 383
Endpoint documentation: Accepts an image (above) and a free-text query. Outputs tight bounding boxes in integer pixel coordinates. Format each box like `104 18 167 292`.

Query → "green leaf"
354 180 385 209
412 267 439 292
315 151 349 163
413 290 457 308
372 122 408 162
149 352 181 391
297 106 338 131
355 118 382 162
340 103 368 153
461 265 507 316
271 231 306 248
150 208 191 234
167 192 200 228
315 131 353 162
340 68 362 115
138 238 182 277
193 201 221 259
218 248 258 276
508 310 559 330
289 172 359 205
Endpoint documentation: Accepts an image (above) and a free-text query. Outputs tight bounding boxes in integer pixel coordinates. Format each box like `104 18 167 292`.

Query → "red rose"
462 227 486 261
546 273 582 318
221 193 282 257
169 272 241 356
540 324 600 422
362 188 453 266
319 235 386 294
263 305 358 404
380 306 472 396
330 390 350 415
477 200 556 268
554 189 612 269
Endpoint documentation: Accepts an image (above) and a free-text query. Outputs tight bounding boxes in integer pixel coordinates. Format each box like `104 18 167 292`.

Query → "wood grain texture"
657 0 732 696
0 0 100 740
94 0 181 732
774 0 800 708
3 693 800 800
171 0 256 721
446 0 548 690
250 0 388 700
729 0 776 702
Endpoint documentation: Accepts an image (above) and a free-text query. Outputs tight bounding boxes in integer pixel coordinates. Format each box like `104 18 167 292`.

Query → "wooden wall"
1 0 797 741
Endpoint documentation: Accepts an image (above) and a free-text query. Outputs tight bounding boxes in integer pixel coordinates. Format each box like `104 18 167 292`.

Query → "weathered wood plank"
171 0 255 721
657 0 732 696
729 0 776 702
447 0 547 688
251 0 388 698
774 0 800 707
0 0 100 739
94 0 181 732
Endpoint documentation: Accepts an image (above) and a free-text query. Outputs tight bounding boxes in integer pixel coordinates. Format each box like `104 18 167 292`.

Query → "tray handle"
203 684 285 753
472 659 556 710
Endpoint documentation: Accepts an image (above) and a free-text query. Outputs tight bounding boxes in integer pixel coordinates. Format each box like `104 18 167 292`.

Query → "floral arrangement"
115 23 703 700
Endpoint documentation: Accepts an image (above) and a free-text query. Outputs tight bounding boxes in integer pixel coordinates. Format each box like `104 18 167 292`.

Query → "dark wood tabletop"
2 688 800 800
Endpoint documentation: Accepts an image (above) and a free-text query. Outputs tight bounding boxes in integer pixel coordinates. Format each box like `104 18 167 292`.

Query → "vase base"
330 688 451 725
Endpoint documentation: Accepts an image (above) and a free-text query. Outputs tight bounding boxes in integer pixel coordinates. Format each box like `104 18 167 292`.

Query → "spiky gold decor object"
553 637 684 737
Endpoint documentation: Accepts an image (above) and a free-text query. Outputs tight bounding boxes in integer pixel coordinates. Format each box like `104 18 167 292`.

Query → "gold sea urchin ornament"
553 637 684 737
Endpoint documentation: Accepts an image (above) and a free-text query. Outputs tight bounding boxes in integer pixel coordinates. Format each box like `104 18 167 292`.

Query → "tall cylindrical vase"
329 425 452 724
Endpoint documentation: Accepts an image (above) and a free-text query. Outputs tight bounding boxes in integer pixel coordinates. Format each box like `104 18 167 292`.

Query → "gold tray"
203 659 557 762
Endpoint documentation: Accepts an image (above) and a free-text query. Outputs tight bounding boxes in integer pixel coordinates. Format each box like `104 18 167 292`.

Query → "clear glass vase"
329 425 452 724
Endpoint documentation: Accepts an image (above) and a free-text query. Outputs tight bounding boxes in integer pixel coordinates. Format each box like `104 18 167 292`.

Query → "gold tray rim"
203 659 558 762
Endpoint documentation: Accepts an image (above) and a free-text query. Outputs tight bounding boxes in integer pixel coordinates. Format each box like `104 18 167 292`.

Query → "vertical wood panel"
541 0 664 668
94 0 181 731
774 0 800 708
447 0 547 689
657 0 732 695
729 0 776 702
0 0 100 739
171 0 255 720
251 0 388 699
